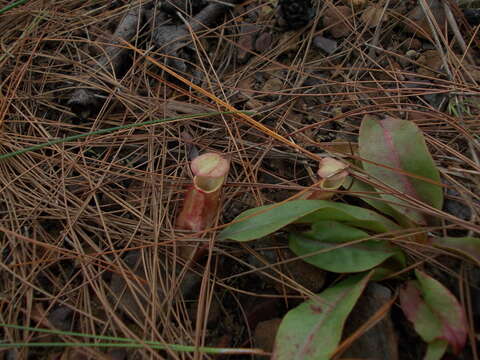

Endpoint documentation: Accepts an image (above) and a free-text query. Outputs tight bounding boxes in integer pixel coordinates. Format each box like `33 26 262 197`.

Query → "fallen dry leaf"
237 23 261 63
361 4 388 28
262 77 284 93
323 6 353 39
417 49 443 77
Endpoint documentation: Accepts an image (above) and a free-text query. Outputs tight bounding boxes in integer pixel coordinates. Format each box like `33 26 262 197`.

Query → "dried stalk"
153 0 239 75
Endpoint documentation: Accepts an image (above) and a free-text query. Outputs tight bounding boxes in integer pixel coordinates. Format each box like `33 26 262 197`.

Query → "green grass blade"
0 324 266 355
0 0 29 15
0 342 263 355
1 323 143 343
0 111 248 161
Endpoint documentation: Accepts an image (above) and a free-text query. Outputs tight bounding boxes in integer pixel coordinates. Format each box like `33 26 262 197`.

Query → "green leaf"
432 236 480 266
296 201 400 233
369 253 407 281
219 200 333 242
359 116 443 225
219 200 400 242
273 273 370 360
425 340 448 360
289 221 400 273
399 270 467 354
347 176 413 227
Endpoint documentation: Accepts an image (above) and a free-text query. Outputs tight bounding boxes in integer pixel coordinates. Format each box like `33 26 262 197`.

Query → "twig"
418 0 453 79
368 0 392 59
153 0 238 77
443 1 476 65
68 4 145 119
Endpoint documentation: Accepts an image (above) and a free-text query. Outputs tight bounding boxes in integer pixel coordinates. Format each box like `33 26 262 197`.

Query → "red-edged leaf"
425 340 448 360
400 270 467 354
359 116 443 225
273 273 370 360
400 280 442 342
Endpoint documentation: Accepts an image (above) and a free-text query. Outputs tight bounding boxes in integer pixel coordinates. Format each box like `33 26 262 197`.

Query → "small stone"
254 318 282 352
444 185 472 222
342 283 399 360
189 297 222 327
255 32 273 53
48 306 73 331
313 35 338 54
274 248 326 293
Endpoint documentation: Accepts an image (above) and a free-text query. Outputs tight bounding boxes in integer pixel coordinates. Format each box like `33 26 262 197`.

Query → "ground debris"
404 0 446 40
2 0 479 358
68 0 242 119
313 35 337 54
322 6 353 39
342 283 399 360
68 5 145 120
108 250 200 324
161 0 207 16
153 0 241 77
254 318 282 352
277 0 315 29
